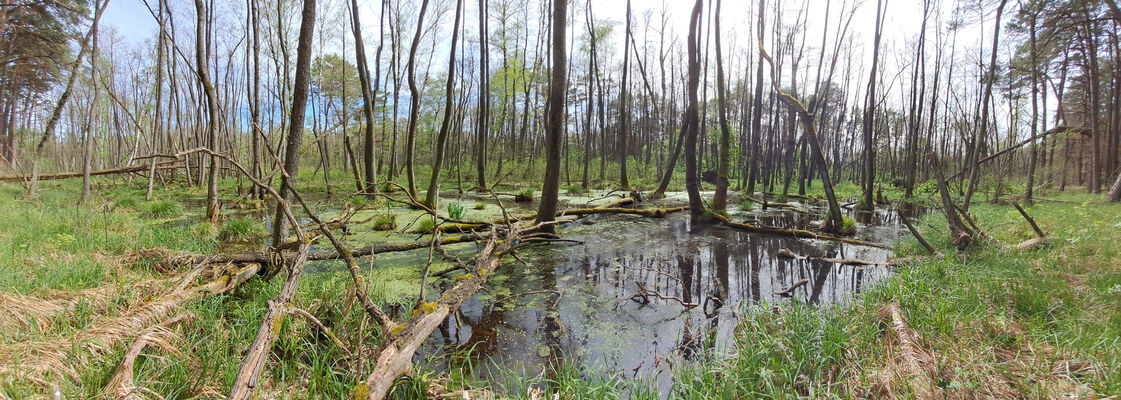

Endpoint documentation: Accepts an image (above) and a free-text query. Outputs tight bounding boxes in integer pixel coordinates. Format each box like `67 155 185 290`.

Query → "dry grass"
0 268 204 382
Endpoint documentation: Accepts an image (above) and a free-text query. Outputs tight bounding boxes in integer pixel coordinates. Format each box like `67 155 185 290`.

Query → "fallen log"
739 195 810 213
437 197 639 233
0 160 180 182
873 303 939 399
776 248 894 267
157 233 491 267
358 227 519 400
711 213 894 250
899 212 939 256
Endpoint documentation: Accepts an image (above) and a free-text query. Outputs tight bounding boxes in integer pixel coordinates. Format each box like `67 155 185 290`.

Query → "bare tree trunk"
269 0 317 245
536 0 568 233
684 0 704 223
423 0 463 208
963 0 1008 210
192 0 221 220
350 0 378 194
616 0 632 189
402 0 429 197
82 17 102 203
859 0 886 211
29 0 109 199
475 0 489 190
711 0 731 212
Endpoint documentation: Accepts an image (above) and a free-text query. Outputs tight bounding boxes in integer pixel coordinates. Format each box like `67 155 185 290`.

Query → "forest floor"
0 177 1118 399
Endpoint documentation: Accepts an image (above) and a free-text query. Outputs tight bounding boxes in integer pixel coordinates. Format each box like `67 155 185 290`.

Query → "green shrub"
373 214 397 231
144 200 182 218
350 196 369 208
447 202 465 219
219 217 266 242
565 185 587 195
473 203 487 210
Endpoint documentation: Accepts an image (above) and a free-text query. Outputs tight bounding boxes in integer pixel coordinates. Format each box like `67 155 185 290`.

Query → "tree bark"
536 0 568 234
423 0 464 208
270 0 317 245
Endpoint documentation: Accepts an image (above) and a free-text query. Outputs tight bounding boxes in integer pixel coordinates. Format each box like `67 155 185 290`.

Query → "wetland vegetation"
2 0 1121 398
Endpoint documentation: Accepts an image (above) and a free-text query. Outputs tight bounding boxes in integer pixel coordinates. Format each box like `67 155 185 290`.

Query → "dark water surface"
413 202 908 393
230 191 912 394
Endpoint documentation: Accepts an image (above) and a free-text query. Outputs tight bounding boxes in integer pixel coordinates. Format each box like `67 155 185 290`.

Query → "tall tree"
28 0 109 198
859 0 886 211
402 0 430 197
746 0 766 195
270 0 317 245
683 0 704 223
617 0 632 189
423 0 464 208
475 0 490 191
536 0 568 233
193 0 220 220
710 0 731 212
81 7 102 203
963 0 1008 210
350 0 377 194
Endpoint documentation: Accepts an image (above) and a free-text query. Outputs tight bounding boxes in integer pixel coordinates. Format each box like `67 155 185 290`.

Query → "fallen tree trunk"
157 233 491 267
359 227 518 400
0 160 180 183
712 213 893 250
777 248 895 267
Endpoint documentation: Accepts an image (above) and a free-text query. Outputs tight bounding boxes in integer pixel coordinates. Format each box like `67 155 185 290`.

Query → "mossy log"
360 230 516 400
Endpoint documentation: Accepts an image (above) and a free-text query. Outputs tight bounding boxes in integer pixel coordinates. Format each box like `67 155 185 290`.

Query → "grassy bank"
1 179 1118 398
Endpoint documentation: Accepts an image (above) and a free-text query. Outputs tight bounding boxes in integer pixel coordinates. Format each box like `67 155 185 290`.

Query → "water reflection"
420 209 900 393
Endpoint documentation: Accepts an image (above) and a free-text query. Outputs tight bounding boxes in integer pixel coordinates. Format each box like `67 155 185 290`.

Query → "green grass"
564 185 587 195
143 199 183 218
412 216 436 233
219 217 266 243
2 176 1118 399
372 213 397 230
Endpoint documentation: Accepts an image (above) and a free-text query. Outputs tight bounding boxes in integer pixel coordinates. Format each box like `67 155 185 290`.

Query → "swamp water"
241 191 914 395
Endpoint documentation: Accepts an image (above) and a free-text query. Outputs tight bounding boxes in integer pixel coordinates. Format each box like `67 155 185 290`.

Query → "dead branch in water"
711 213 893 250
357 224 534 400
776 248 895 267
775 279 810 296
626 282 699 308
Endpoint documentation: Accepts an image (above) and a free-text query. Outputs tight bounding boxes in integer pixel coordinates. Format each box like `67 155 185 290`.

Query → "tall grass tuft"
219 217 266 243
144 200 182 218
